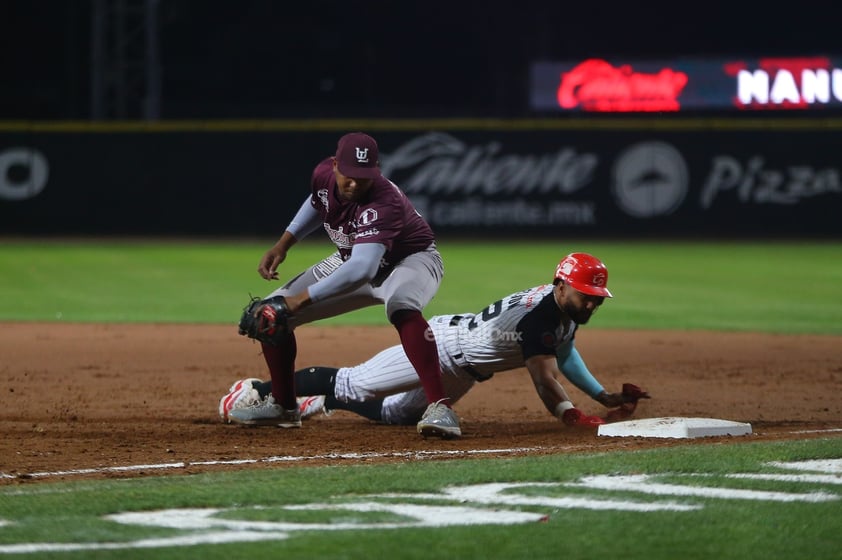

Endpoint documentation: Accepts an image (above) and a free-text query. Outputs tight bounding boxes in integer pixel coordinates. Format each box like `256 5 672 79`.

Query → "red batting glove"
622 383 650 401
604 383 652 423
604 405 635 423
562 407 606 428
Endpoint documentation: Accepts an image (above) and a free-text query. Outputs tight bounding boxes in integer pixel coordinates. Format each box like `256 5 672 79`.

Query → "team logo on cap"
355 147 370 163
557 256 576 277
591 273 606 287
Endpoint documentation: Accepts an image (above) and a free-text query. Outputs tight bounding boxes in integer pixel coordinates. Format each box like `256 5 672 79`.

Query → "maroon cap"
335 132 380 179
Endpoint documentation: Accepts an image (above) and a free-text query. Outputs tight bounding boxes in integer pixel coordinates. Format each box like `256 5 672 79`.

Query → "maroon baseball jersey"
309 158 435 268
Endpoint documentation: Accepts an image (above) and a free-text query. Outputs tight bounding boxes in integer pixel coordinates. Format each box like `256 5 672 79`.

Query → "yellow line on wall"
3 117 842 133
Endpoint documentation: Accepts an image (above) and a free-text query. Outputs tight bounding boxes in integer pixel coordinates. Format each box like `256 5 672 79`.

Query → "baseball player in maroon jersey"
229 132 459 438
222 253 649 432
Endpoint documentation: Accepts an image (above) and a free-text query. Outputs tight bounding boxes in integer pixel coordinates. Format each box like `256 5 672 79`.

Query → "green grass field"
1 438 840 559
1 239 841 558
1 238 841 333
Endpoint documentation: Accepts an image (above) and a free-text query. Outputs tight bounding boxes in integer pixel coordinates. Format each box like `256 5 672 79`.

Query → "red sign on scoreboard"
530 56 842 112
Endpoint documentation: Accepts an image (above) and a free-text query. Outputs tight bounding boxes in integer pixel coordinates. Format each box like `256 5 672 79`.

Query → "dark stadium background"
3 1 836 120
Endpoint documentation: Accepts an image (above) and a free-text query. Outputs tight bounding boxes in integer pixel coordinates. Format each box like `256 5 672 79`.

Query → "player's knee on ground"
380 391 428 425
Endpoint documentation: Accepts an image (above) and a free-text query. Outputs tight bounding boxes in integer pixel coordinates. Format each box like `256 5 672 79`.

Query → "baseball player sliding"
232 132 458 438
222 252 650 433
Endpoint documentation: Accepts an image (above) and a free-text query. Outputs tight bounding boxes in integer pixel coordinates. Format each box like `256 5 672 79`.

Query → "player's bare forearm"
276 230 299 251
283 290 312 315
525 355 572 413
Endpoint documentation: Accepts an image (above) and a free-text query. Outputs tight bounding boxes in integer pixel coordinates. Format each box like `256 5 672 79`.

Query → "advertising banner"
1 122 840 237
530 56 842 113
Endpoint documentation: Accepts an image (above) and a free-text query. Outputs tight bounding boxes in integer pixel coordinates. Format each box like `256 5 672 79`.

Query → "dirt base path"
2 323 840 483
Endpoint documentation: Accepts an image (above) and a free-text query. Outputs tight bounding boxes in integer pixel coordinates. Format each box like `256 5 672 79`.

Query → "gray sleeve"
308 243 386 302
286 196 323 240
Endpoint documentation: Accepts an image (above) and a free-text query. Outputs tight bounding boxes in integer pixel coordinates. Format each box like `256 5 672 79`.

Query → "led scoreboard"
530 56 842 112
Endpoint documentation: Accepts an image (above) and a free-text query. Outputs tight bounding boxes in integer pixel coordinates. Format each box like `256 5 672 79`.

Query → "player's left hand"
602 383 651 422
596 383 651 407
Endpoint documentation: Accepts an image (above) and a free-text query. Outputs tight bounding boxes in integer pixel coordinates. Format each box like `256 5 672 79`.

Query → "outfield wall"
1 119 840 237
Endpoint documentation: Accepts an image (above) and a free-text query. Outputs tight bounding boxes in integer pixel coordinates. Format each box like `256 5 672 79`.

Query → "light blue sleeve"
308 243 386 302
556 339 605 398
286 196 323 240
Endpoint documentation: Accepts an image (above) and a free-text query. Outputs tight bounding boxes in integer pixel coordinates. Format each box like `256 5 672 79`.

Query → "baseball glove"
604 383 651 423
237 295 290 345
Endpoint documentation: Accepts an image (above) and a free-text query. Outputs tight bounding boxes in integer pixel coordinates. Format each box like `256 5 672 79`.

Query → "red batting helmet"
554 253 613 298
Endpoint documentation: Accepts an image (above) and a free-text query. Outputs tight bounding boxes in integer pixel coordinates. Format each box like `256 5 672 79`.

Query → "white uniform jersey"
433 284 578 381
333 284 581 424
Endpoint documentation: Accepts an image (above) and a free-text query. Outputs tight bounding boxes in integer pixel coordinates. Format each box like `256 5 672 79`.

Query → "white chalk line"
3 426 840 482
0 447 546 481
790 427 842 434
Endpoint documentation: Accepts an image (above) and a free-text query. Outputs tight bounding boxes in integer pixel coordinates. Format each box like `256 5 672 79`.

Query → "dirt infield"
2 323 840 484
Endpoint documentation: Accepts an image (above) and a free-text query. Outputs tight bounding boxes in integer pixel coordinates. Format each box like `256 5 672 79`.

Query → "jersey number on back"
467 300 503 330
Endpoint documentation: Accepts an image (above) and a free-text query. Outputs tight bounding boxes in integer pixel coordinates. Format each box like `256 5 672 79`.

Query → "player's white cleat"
228 395 302 428
297 395 329 419
219 378 263 423
417 400 461 439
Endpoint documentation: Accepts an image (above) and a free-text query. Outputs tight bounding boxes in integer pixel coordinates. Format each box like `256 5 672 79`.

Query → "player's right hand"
257 248 286 280
561 407 605 428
